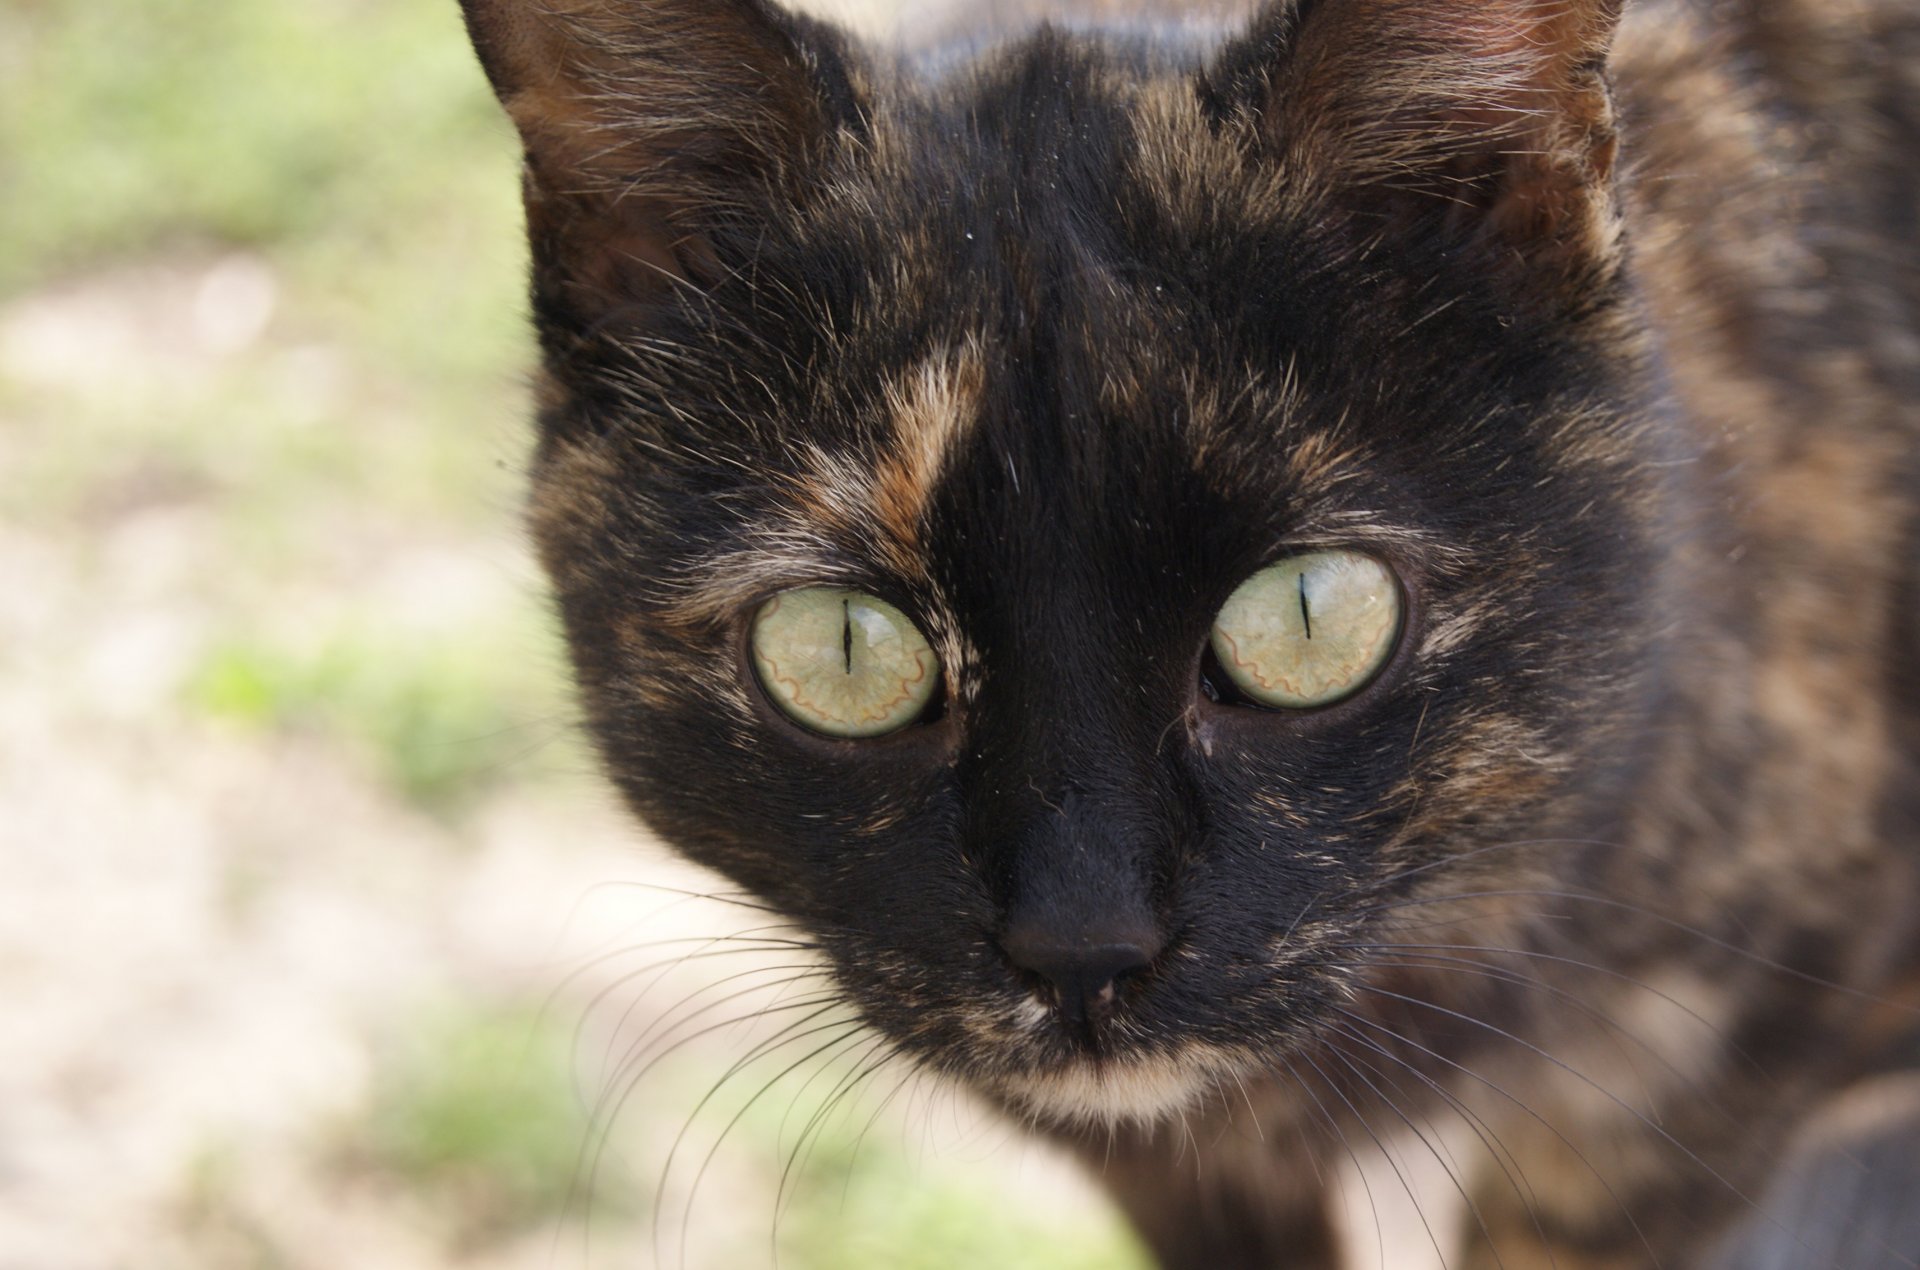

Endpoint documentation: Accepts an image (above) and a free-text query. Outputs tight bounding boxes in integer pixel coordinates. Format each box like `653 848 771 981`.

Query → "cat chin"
988 1047 1228 1129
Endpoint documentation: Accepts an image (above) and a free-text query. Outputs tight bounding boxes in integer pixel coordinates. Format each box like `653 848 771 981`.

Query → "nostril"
1000 929 1163 1024
1076 941 1157 992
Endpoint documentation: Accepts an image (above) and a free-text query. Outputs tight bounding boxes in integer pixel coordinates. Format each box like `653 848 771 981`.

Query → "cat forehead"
685 337 1412 620
796 37 1276 277
538 17 1641 624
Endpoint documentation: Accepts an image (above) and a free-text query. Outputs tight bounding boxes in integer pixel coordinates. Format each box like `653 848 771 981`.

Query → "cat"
456 0 1920 1265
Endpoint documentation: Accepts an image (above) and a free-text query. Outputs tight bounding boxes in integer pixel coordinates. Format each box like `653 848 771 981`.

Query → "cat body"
458 0 1920 1264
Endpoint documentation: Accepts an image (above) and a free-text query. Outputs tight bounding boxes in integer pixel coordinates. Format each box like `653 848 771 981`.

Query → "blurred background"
0 1 1156 1265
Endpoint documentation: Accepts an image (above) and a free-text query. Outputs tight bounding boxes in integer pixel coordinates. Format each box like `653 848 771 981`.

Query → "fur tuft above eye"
751 589 941 738
1209 551 1402 709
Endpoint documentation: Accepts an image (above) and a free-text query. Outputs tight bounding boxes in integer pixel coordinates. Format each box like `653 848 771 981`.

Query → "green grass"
1 0 532 535
779 1153 1153 1270
5 0 554 818
643 1045 1155 1270
186 611 577 813
175 1148 298 1270
339 1004 1150 1269
348 1003 630 1247
0 0 517 302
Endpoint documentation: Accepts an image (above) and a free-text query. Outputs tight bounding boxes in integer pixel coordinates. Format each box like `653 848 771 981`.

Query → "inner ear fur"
1224 0 1624 273
459 0 860 328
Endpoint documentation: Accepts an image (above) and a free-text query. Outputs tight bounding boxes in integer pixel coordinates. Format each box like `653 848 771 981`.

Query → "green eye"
1210 551 1403 709
751 588 941 738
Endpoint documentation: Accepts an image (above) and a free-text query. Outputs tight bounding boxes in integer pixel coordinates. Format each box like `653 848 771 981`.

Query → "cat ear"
1221 0 1623 274
459 0 859 330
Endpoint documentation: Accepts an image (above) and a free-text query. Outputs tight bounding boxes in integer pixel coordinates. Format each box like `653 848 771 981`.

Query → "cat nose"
1000 926 1163 1025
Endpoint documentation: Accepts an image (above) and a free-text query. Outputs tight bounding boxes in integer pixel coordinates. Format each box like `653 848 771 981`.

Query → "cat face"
465 0 1676 1126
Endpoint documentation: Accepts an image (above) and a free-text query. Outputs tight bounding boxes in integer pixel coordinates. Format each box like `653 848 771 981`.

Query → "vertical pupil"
842 598 854 673
1298 571 1313 640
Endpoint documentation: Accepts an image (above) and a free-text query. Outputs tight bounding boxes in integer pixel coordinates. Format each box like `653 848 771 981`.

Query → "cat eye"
751 588 941 738
1209 551 1403 709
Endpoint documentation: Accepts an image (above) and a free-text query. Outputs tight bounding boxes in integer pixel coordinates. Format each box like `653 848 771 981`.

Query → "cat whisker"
773 1032 899 1238
588 960 832 1088
548 932 821 1050
1227 1066 1266 1144
559 984 841 1255
1346 886 1920 1015
1282 1058 1388 1269
1321 1016 1560 1266
1174 1100 1200 1169
1329 1005 1664 1269
1340 951 1688 1119
1315 1035 1509 1270
553 925 818 990
1333 939 1783 1091
1358 836 1635 896
1346 981 1813 1260
670 1022 870 1270
585 988 846 1183
1297 1047 1454 1270
564 877 798 921
1342 949 1910 1259
557 957 827 1227
637 1000 857 1265
842 1046 946 1222
766 1025 883 1166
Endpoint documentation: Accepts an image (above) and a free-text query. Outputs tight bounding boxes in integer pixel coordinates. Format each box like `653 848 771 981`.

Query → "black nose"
1000 927 1162 1026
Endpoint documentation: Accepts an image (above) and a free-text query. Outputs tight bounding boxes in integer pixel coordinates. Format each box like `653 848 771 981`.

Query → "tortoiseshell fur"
459 0 1920 1264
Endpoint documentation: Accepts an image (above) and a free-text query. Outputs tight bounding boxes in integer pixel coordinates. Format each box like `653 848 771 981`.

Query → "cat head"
463 0 1679 1127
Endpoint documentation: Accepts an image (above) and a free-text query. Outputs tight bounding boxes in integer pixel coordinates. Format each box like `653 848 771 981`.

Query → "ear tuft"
1245 0 1624 276
459 0 859 331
